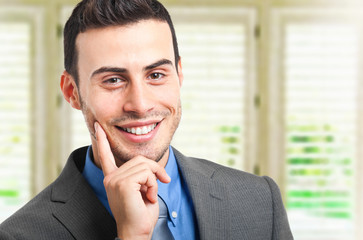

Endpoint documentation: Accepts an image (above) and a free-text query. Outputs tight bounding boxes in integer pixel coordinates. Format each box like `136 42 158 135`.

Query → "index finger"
120 156 171 184
94 122 118 176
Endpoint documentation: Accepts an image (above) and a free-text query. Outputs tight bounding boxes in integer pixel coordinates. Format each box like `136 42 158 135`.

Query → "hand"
94 122 171 240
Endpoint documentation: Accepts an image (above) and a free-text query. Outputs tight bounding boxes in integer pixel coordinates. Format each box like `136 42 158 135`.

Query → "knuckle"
105 177 127 192
103 175 112 186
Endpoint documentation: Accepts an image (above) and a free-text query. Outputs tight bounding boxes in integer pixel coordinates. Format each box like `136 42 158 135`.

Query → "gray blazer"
0 147 293 239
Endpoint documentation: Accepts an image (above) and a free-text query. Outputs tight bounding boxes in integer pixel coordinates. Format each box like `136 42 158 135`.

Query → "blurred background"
1 0 363 239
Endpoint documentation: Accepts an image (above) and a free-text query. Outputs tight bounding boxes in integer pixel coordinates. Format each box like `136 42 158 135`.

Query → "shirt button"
172 211 178 219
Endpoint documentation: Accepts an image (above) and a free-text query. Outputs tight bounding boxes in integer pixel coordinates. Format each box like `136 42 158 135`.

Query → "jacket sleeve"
263 176 294 240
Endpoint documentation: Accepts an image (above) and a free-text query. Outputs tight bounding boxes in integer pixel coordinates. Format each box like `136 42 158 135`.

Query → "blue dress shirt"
82 146 199 240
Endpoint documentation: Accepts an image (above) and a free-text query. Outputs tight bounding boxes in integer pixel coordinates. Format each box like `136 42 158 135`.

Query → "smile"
120 123 157 135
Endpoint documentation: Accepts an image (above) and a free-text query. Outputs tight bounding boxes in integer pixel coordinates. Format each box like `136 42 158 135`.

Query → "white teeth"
141 126 148 134
122 123 157 135
137 128 142 135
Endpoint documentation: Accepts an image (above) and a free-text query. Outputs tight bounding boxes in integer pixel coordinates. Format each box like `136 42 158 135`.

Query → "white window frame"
0 6 45 198
269 7 363 240
165 7 258 172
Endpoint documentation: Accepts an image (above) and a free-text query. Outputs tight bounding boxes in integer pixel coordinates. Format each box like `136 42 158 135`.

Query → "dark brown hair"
64 0 180 85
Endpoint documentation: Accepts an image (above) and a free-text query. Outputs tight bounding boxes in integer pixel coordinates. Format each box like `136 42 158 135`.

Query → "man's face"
74 20 183 166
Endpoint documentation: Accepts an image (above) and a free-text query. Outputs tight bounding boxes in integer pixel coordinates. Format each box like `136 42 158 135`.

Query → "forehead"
75 20 174 73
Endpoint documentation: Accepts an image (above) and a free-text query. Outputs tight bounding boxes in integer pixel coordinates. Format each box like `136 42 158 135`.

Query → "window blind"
284 23 358 240
171 22 246 169
0 23 31 222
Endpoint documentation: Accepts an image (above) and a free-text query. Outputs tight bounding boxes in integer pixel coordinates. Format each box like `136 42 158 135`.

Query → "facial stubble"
79 91 182 165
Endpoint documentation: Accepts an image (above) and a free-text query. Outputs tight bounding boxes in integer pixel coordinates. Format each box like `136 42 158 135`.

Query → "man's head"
60 0 183 167
64 0 180 85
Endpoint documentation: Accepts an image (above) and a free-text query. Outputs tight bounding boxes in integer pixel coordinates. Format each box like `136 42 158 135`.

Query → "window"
0 22 31 222
270 9 361 240
0 7 44 223
168 8 256 170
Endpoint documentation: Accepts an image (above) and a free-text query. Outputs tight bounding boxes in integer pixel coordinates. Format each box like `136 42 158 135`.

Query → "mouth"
117 122 159 135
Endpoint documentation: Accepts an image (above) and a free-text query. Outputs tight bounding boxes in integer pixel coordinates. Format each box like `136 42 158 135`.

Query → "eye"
105 77 123 84
148 72 164 81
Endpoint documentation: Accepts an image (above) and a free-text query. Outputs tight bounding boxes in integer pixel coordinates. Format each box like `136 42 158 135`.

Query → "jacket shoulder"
173 148 294 239
0 147 89 240
180 151 268 189
0 184 73 239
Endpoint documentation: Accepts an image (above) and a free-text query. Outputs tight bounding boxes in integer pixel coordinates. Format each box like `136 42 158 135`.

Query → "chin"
110 144 169 163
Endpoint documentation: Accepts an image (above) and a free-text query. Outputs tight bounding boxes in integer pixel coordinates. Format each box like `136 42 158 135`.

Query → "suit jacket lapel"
50 147 231 239
173 148 230 240
51 147 117 240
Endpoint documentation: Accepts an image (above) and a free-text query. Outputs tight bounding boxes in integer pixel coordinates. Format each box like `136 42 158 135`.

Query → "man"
0 0 293 239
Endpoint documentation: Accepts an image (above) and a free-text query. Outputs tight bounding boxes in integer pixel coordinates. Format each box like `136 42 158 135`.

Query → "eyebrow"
143 59 173 71
91 67 127 78
91 59 174 79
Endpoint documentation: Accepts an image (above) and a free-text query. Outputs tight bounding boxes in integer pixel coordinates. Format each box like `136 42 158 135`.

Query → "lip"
115 120 162 143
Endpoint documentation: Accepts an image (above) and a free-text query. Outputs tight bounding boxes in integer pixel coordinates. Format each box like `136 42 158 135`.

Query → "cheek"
94 103 118 123
86 93 119 123
160 86 180 110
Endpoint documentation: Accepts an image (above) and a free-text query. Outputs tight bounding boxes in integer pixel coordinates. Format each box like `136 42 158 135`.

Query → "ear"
60 71 81 110
177 57 184 87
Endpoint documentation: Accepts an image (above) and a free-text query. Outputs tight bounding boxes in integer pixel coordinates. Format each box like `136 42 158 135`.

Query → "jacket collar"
173 147 230 240
50 146 229 240
51 147 117 240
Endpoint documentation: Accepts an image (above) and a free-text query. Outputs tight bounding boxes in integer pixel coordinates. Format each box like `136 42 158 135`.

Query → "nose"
123 81 154 116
